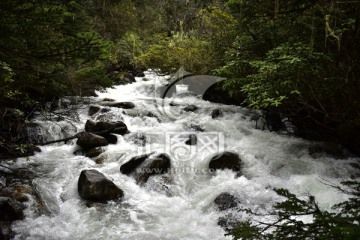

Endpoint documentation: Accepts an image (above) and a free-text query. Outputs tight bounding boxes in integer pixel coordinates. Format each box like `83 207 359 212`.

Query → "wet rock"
86 148 104 158
214 193 239 211
183 105 198 112
120 154 148 175
185 134 197 145
85 120 128 135
78 170 124 202
211 109 223 119
0 197 25 221
76 132 109 149
217 213 239 230
12 193 29 203
100 133 118 144
120 153 153 175
137 154 171 184
101 101 136 109
73 149 87 156
209 152 242 173
88 105 101 116
100 108 111 113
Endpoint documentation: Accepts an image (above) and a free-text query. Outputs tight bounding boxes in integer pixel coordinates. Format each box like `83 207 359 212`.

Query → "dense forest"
1 0 360 239
2 0 360 156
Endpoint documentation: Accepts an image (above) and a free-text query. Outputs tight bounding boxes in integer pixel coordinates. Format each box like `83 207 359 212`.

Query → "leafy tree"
216 0 360 142
0 0 112 156
229 181 360 240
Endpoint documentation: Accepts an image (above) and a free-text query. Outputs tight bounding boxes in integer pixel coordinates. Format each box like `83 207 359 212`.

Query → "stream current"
9 70 360 240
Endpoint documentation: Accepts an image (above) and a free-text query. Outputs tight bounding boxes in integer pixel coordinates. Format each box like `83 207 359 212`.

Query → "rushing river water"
10 70 359 239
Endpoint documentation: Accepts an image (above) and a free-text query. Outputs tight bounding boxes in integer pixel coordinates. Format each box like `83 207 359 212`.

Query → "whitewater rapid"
10 70 359 239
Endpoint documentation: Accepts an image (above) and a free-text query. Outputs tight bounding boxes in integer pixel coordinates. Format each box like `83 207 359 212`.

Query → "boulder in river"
0 197 25 222
137 154 171 184
88 105 101 116
101 101 135 109
85 147 104 158
76 132 109 149
185 134 197 145
217 213 239 230
120 153 153 175
214 193 239 211
209 152 242 173
85 120 128 135
211 109 223 119
183 105 198 112
78 170 124 202
100 133 118 144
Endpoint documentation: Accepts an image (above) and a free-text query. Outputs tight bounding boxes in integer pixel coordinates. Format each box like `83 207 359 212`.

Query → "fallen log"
40 127 126 146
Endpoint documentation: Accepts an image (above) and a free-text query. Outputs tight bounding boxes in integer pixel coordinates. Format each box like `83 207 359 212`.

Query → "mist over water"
11 70 359 240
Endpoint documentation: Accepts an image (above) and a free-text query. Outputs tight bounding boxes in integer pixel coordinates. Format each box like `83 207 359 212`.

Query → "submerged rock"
209 152 242 173
183 105 198 112
137 154 171 184
78 170 124 202
120 153 153 175
211 109 223 119
214 193 239 211
217 213 239 230
76 132 109 149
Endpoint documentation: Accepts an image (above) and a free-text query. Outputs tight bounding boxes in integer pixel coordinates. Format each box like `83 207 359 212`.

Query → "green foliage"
0 1 112 107
215 0 360 140
136 33 212 74
114 32 144 69
229 181 360 240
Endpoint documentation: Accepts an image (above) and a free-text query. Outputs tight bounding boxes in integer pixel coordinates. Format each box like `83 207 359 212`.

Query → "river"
10 70 359 239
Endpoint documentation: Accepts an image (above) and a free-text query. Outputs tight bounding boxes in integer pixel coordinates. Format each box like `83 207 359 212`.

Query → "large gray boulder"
209 152 242 173
78 170 124 202
76 132 109 149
